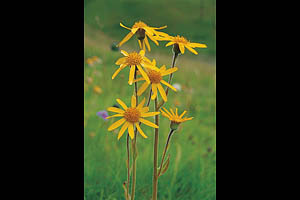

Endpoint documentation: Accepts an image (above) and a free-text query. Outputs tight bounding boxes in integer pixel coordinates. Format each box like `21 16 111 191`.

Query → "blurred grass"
84 0 216 199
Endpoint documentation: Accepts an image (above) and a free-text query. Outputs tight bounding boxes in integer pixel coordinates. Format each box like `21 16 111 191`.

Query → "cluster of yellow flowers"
105 20 207 200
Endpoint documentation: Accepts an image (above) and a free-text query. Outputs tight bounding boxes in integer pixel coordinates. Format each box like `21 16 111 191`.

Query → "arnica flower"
159 35 207 55
118 21 168 52
160 107 193 130
134 59 178 102
107 95 160 140
113 50 156 85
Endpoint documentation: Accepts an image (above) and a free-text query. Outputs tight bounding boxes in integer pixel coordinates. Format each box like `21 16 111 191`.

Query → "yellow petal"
182 117 193 122
138 40 142 49
106 113 124 119
141 112 160 117
161 67 178 76
151 84 157 100
128 65 136 85
146 32 159 45
121 50 129 56
175 108 178 116
153 25 167 30
135 123 148 138
108 118 126 131
189 43 207 48
185 45 198 55
179 43 185 54
120 22 131 30
162 107 173 117
137 65 150 84
157 83 167 102
139 118 158 128
170 108 175 116
139 50 145 56
140 107 149 113
160 109 171 119
115 57 127 65
137 81 149 96
112 64 126 79
131 95 136 108
118 122 129 140
118 32 134 47
166 42 175 47
116 99 128 110
107 107 125 113
179 111 187 118
160 65 166 71
143 27 154 36
133 77 145 83
152 59 156 66
128 123 135 139
137 97 146 109
131 28 138 34
144 35 151 52
160 80 177 91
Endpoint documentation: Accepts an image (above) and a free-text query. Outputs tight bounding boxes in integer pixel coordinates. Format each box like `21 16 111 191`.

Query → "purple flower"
97 110 109 121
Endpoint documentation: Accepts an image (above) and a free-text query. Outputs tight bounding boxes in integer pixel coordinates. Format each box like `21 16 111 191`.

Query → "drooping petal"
118 122 129 140
160 80 177 91
138 40 142 49
189 43 207 48
139 118 159 128
144 35 151 51
146 32 159 45
153 25 167 30
116 99 128 110
128 123 135 139
118 32 134 47
166 42 175 47
112 64 127 79
135 123 148 138
157 83 167 102
128 65 136 85
161 67 178 76
131 95 136 108
107 107 125 113
143 27 155 36
151 84 158 100
136 65 150 84
131 28 139 34
185 45 198 55
120 22 131 30
108 118 126 131
137 81 150 96
141 112 160 117
179 43 185 54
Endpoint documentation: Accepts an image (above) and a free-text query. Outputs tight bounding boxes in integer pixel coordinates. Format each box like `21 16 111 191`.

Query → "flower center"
173 36 188 44
148 70 162 84
126 52 143 66
124 108 141 123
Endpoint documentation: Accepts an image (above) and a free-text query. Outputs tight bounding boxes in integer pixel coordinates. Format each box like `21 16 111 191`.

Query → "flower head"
158 35 207 55
160 107 193 130
97 110 109 121
118 21 168 52
113 50 156 85
107 96 160 140
134 59 178 102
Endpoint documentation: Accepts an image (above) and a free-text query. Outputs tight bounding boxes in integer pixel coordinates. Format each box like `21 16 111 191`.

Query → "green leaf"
159 154 170 176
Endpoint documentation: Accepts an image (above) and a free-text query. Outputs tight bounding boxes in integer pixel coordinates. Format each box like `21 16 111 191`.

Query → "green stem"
158 129 174 176
126 133 130 200
131 68 139 200
152 97 159 200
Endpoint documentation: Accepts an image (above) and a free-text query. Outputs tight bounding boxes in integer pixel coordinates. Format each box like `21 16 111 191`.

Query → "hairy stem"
131 68 138 200
158 129 175 176
152 97 159 200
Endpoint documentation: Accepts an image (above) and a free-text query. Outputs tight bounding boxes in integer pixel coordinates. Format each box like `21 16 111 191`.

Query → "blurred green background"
84 0 216 199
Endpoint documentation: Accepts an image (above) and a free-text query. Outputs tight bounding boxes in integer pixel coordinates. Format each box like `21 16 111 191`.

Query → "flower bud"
170 121 180 130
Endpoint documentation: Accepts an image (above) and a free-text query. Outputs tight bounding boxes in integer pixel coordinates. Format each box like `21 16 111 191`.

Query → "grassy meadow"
84 0 216 199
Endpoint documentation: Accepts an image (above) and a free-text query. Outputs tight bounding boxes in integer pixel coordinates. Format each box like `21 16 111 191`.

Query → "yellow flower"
159 35 207 55
93 86 102 94
134 59 178 102
107 96 160 140
113 50 156 85
118 21 168 52
160 107 193 130
86 58 94 66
